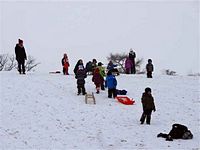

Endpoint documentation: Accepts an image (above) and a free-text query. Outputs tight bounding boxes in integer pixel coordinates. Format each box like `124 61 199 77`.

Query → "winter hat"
98 62 103 66
148 59 152 63
18 39 23 43
78 65 84 70
145 87 151 93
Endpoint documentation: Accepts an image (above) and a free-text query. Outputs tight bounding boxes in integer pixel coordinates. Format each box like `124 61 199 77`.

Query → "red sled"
116 96 135 105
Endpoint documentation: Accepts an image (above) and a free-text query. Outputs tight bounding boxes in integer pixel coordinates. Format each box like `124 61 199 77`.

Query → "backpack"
116 89 127 95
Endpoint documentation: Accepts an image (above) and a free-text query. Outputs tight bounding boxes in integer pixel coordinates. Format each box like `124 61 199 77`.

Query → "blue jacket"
107 64 117 70
105 75 117 89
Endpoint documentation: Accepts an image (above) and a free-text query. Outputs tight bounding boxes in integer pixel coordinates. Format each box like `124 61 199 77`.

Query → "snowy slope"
0 72 199 149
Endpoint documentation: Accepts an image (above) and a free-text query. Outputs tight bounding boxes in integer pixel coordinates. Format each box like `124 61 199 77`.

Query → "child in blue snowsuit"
105 70 117 98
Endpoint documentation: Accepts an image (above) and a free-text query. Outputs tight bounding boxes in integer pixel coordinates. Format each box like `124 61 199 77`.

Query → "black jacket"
146 63 154 72
15 44 27 61
74 61 84 74
75 69 87 85
141 93 156 111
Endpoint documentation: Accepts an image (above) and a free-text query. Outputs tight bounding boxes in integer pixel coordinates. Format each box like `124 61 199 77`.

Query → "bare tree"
4 55 17 71
107 52 127 73
0 54 40 72
107 52 143 73
135 58 144 73
25 55 40 72
0 54 8 71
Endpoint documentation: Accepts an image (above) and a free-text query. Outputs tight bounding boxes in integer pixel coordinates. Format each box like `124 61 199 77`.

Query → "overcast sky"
0 1 199 74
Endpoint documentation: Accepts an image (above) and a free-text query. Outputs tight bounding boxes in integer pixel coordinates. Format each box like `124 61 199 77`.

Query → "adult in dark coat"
15 39 27 74
140 87 156 125
128 48 136 74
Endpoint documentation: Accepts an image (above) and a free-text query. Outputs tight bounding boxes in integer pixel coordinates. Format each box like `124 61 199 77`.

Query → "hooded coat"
105 74 117 89
92 68 104 86
141 92 156 111
75 69 87 85
146 63 154 72
15 44 27 61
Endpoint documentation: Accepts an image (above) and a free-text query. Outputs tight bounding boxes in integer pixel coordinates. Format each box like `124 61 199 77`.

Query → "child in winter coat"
75 65 87 95
125 57 133 74
157 124 193 141
140 87 156 125
86 61 93 75
146 59 154 78
97 62 106 90
107 60 119 75
74 59 84 75
91 59 97 74
61 53 70 75
105 70 117 98
92 67 103 94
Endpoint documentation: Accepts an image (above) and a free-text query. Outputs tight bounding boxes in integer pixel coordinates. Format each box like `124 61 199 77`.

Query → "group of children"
73 59 118 99
72 59 155 125
61 52 155 125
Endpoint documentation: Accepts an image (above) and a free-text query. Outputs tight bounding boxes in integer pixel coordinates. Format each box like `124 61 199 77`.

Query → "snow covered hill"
0 72 199 149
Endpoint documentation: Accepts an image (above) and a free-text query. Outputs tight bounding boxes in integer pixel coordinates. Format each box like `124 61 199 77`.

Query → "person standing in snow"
107 60 119 75
105 70 117 98
91 59 97 74
74 59 84 75
140 87 156 125
125 57 133 74
92 67 104 94
85 61 93 75
146 59 154 78
128 48 136 74
15 39 27 74
75 65 87 95
96 62 106 90
61 53 70 75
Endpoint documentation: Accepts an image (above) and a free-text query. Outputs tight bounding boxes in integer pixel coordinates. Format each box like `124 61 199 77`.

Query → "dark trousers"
108 88 117 98
63 67 69 75
101 82 105 90
147 71 152 78
17 59 25 74
158 133 168 138
77 84 86 95
131 65 136 74
140 109 152 124
126 68 131 74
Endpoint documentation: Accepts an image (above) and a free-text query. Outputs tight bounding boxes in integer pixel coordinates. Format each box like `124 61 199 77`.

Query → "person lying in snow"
157 123 193 141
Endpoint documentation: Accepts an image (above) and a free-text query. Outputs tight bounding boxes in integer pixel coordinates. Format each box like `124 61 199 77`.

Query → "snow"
0 72 200 149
